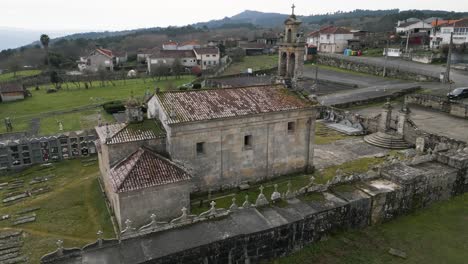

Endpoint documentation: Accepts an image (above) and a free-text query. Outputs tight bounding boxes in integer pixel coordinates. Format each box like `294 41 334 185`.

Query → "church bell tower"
278 4 305 86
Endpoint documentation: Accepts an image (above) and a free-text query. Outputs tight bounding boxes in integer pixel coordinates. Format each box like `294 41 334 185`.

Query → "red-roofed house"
178 40 201 50
430 18 468 49
307 26 355 53
78 48 127 72
162 41 179 50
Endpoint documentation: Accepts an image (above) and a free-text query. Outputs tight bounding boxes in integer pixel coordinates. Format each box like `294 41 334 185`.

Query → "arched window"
287 29 292 43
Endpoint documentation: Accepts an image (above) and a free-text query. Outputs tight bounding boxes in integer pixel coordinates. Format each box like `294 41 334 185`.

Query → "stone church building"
96 8 316 229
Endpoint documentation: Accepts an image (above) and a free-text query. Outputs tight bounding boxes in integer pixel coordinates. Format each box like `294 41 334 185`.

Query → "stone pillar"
294 47 304 80
397 104 411 135
306 116 316 173
379 100 393 132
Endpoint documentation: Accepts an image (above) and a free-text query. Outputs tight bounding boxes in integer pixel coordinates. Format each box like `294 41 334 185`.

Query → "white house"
396 20 432 34
147 50 197 74
162 41 178 50
77 48 126 72
178 40 201 50
193 47 220 70
430 18 468 49
307 26 354 53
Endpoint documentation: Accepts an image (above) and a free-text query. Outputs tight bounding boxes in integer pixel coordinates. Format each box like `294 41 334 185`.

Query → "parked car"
447 87 468 100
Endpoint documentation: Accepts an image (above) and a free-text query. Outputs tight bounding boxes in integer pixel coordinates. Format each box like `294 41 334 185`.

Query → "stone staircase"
364 131 411 149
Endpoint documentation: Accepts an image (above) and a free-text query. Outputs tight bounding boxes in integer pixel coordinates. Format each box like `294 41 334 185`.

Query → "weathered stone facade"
149 86 316 191
278 8 305 82
41 150 468 264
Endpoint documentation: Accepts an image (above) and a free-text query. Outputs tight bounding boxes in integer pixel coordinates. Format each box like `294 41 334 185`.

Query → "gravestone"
415 137 425 154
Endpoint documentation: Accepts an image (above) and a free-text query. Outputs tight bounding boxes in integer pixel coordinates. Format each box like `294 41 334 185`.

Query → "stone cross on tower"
278 4 305 88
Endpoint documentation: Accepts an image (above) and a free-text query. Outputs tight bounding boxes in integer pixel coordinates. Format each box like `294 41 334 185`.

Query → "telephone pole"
405 30 410 54
445 32 454 83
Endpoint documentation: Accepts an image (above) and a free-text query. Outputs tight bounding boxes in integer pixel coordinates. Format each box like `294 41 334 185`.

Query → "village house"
78 48 127 72
193 47 220 70
0 83 24 102
430 18 468 49
395 19 432 34
146 50 197 74
307 26 355 53
178 40 201 50
137 47 160 63
162 41 178 50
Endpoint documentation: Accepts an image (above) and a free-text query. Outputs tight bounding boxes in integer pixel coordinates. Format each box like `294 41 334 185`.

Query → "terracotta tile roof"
432 19 461 27
163 41 178 46
194 47 219 55
156 84 314 124
180 40 200 46
448 18 468 27
308 26 351 36
109 148 191 193
95 120 166 145
96 48 113 58
0 83 23 93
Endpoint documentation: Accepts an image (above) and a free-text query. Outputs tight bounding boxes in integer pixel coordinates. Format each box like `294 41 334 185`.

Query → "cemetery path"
0 227 94 243
19 173 99 208
30 118 40 136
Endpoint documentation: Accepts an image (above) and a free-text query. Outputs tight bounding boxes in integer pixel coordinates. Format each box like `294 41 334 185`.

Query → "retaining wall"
405 94 468 119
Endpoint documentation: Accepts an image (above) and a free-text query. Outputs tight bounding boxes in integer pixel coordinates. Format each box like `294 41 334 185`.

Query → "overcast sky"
3 0 468 32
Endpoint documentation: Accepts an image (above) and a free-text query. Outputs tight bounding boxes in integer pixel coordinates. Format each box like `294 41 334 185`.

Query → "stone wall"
318 106 380 133
41 151 468 264
405 94 468 119
316 55 440 82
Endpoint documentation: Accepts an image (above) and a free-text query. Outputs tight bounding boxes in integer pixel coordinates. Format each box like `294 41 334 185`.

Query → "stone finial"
255 185 269 207
150 213 157 224
97 230 103 247
309 175 316 185
242 195 251 208
271 184 281 201
285 181 295 200
56 239 64 256
229 197 238 211
121 219 135 234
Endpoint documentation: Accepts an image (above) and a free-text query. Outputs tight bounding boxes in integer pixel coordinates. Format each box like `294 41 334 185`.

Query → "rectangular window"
196 142 205 155
244 135 252 149
288 122 296 133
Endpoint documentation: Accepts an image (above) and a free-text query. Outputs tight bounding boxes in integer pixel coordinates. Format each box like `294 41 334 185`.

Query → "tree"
40 34 50 68
50 71 62 88
172 59 184 79
8 59 21 77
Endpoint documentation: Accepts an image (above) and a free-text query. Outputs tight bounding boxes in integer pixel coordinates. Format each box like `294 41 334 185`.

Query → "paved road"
317 83 421 106
304 65 404 88
320 54 468 86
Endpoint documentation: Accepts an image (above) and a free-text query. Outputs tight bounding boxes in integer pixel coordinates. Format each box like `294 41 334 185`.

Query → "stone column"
379 100 393 132
397 103 411 135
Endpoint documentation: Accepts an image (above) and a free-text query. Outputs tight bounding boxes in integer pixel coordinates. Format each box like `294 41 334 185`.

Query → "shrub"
193 83 202 89
102 100 125 114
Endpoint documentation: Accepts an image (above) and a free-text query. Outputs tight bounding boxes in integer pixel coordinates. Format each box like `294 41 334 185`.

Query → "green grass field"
222 55 278 75
275 193 468 264
0 159 114 263
0 76 193 135
0 70 42 82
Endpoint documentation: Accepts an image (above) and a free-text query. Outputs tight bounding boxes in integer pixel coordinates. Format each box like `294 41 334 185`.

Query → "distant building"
395 20 431 34
239 42 268 56
430 18 468 49
78 48 127 72
137 47 160 63
147 50 197 74
193 47 220 70
162 41 179 50
307 26 355 53
0 83 24 102
178 40 201 50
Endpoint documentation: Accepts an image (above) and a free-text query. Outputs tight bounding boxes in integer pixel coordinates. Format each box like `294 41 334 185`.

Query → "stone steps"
364 132 411 149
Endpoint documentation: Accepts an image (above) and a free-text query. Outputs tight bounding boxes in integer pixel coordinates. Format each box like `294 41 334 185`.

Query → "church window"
288 122 296 133
244 135 252 149
196 142 205 155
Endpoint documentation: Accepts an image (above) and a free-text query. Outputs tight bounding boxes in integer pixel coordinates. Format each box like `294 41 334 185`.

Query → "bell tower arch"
278 4 305 84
